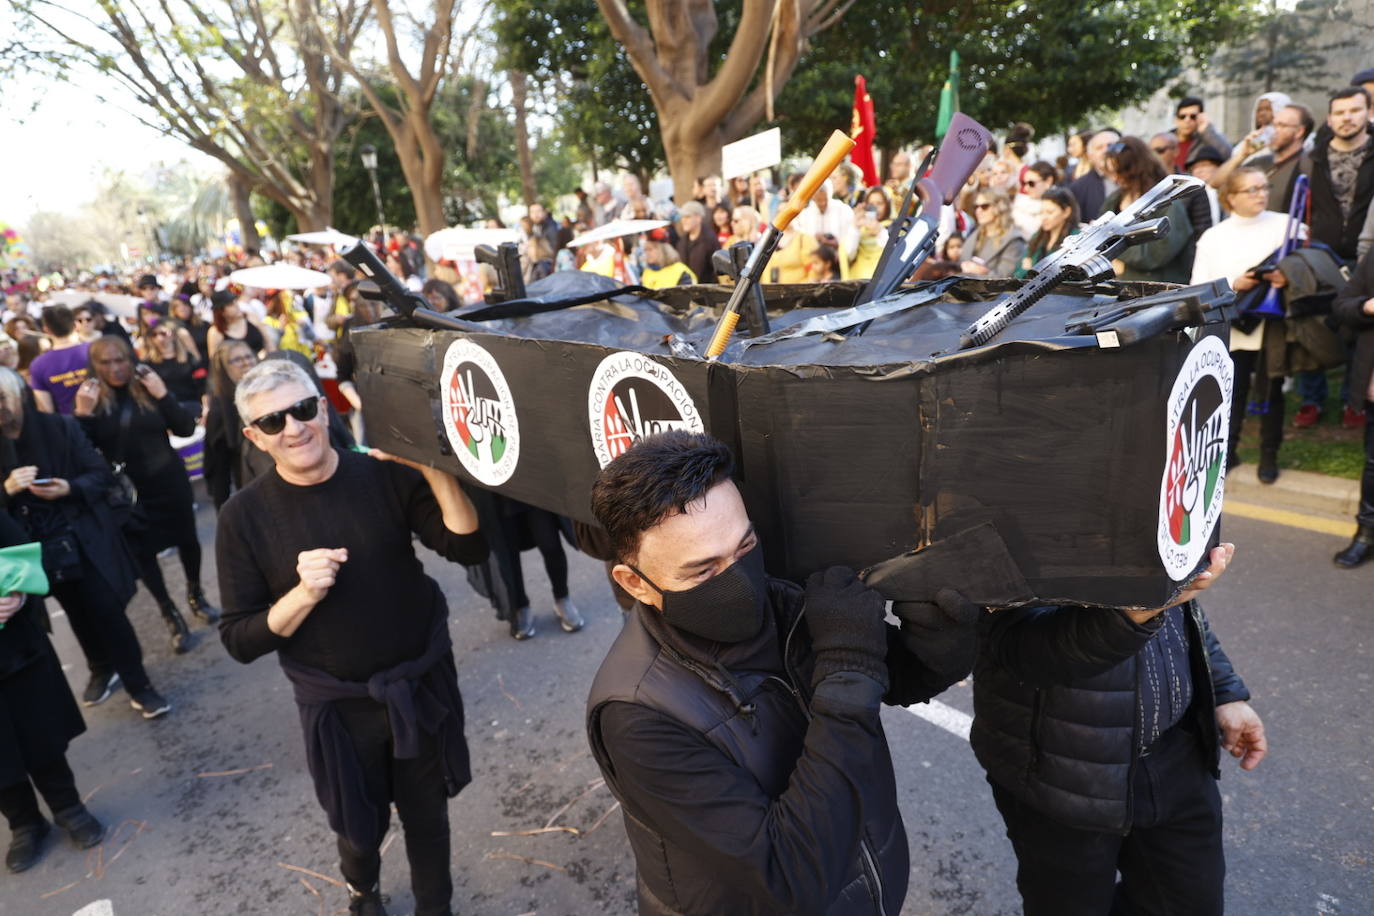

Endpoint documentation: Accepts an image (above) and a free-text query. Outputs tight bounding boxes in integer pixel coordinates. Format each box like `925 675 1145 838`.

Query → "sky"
2 68 216 226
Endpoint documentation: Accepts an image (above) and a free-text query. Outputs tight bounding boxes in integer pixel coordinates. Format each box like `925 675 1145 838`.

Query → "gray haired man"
216 359 487 916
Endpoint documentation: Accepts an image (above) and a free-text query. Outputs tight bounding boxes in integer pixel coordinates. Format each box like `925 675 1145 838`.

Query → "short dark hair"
328 259 356 279
1329 85 1371 110
1285 103 1316 139
1176 96 1204 115
41 304 75 338
590 431 735 564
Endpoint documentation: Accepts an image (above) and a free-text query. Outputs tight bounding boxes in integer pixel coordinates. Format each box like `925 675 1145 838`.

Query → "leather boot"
52 804 104 849
554 597 586 633
1334 525 1374 568
5 820 48 873
158 599 192 653
509 605 536 640
186 584 220 625
1257 450 1279 484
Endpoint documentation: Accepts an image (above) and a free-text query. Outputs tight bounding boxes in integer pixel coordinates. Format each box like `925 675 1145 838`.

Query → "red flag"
849 75 879 188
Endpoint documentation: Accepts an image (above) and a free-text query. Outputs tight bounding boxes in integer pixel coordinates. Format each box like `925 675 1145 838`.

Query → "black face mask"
631 544 769 643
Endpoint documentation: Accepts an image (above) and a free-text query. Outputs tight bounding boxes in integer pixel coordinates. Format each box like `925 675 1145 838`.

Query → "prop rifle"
855 113 993 310
956 174 1205 351
705 129 856 360
338 239 471 331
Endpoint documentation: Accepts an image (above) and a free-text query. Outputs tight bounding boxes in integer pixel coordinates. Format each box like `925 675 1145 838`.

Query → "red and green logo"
440 339 519 486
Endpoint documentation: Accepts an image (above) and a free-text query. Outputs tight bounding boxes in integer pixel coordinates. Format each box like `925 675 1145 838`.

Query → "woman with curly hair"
1103 136 1197 283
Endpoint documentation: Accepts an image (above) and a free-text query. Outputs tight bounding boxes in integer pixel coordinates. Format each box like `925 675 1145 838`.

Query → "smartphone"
31 478 55 486
865 205 878 217
1255 125 1275 147
135 364 153 378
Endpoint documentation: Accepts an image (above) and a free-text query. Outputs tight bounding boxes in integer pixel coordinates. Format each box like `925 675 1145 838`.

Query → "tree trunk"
597 0 852 211
227 173 261 256
510 70 538 206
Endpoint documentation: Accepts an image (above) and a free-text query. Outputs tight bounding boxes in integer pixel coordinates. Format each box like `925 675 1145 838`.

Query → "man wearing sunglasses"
1168 96 1233 175
216 359 487 916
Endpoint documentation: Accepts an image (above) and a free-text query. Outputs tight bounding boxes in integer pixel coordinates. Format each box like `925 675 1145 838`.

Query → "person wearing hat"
640 229 696 290
1186 145 1227 228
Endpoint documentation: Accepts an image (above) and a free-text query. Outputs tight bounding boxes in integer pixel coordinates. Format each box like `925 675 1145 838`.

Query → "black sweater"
216 449 487 680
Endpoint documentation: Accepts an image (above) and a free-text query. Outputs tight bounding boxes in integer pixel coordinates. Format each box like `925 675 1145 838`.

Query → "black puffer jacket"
1333 245 1374 413
587 578 953 916
970 600 1250 834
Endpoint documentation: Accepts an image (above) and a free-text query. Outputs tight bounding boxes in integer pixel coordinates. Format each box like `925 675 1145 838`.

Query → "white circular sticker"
587 351 705 468
1157 335 1233 580
439 339 520 486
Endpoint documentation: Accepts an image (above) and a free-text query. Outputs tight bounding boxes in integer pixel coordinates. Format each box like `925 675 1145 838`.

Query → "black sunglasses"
250 396 319 435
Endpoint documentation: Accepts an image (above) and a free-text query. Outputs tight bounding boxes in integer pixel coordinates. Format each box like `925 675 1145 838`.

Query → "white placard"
721 128 782 180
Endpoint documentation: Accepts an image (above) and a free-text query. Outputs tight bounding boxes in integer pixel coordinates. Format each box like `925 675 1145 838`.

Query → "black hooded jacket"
970 600 1250 835
587 578 957 916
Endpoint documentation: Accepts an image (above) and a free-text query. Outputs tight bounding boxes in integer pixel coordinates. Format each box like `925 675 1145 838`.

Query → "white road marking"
72 901 114 916
1317 892 1341 914
902 699 972 741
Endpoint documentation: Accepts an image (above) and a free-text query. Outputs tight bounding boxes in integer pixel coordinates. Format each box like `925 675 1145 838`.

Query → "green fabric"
935 50 960 140
0 542 49 596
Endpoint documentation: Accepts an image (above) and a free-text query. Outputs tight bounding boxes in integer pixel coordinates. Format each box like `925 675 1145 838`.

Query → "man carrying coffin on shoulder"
585 430 977 915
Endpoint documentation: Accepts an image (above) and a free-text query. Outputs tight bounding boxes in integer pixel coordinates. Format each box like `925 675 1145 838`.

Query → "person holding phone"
0 367 170 718
74 336 218 654
1190 166 1301 482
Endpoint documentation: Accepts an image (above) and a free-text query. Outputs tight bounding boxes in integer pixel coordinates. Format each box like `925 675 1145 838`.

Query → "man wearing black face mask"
586 431 969 915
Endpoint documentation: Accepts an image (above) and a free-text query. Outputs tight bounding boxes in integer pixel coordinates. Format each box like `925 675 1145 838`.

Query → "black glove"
891 588 983 684
804 566 890 691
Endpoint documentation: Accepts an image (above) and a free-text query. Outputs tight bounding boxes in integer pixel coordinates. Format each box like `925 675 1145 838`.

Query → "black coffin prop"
352 273 1236 610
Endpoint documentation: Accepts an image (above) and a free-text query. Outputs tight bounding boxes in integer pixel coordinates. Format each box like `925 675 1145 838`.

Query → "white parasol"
228 264 332 290
424 226 522 263
285 227 359 247
44 289 143 319
566 219 668 248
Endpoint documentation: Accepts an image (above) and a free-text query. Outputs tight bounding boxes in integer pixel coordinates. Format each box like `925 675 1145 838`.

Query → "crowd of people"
0 68 1371 916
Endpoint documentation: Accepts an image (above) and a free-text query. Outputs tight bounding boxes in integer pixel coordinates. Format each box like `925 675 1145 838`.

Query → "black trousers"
331 699 453 916
1359 402 1374 527
496 509 569 608
0 756 81 831
1230 348 1284 458
990 724 1225 916
50 575 151 693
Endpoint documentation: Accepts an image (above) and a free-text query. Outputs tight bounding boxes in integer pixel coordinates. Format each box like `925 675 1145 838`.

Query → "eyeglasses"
249 396 319 435
1236 184 1271 196
974 202 993 210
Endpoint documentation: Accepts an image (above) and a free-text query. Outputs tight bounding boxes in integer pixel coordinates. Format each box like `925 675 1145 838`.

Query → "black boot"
5 819 49 873
52 804 104 849
509 605 536 640
1257 450 1279 484
1334 525 1374 568
347 883 389 916
186 584 220 625
158 599 192 653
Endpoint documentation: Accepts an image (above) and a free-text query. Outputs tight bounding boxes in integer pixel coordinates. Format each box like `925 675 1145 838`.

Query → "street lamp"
360 144 386 232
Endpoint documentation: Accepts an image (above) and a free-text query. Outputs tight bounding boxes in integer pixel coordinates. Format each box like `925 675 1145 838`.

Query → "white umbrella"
424 227 522 262
285 227 358 247
566 219 668 248
228 264 332 290
44 289 143 319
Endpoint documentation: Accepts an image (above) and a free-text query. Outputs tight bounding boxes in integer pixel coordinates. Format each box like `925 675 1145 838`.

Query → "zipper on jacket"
860 835 887 916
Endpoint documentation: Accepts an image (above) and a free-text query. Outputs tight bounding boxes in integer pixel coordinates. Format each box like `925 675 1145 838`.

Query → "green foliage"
492 0 665 181
776 0 1255 157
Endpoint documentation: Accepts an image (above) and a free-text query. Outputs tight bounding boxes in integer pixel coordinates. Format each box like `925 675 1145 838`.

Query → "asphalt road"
1 489 1371 916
